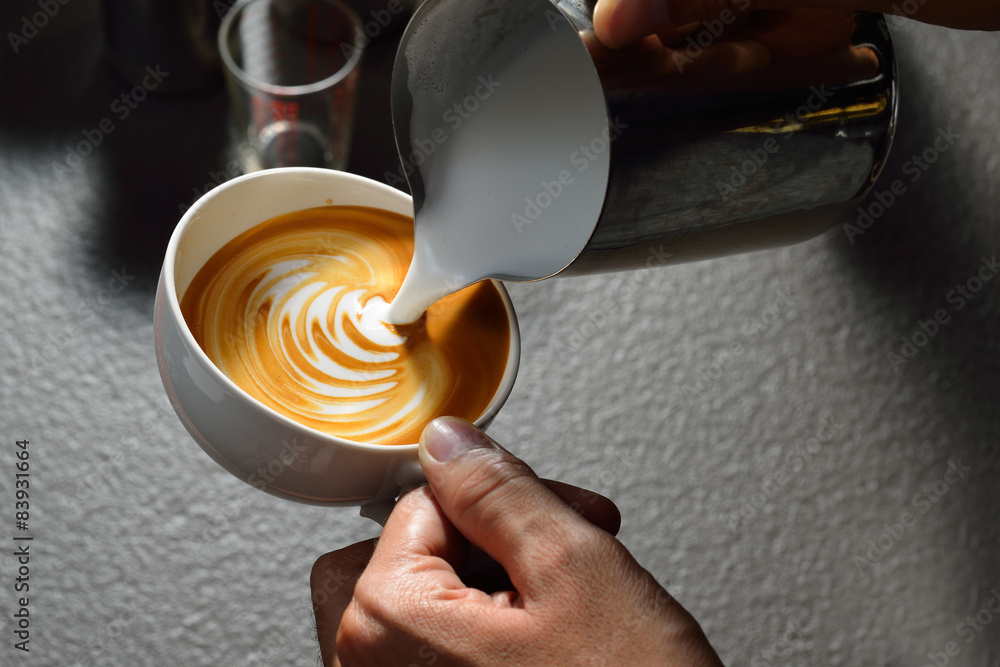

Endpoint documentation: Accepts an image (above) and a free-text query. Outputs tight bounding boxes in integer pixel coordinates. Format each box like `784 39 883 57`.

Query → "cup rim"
162 167 521 456
218 0 365 98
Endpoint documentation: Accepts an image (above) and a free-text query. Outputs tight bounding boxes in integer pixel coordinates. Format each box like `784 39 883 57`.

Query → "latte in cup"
180 205 510 445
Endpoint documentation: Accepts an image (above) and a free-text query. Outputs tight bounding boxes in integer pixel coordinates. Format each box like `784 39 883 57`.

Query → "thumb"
593 0 998 49
418 417 597 598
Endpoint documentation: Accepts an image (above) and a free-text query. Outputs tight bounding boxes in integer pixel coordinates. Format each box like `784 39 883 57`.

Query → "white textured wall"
1 6 999 667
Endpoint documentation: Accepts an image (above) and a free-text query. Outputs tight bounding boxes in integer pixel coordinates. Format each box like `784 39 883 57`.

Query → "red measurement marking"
251 97 300 130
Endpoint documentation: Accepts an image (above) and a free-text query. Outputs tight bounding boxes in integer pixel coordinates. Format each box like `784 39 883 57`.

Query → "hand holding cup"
311 417 724 667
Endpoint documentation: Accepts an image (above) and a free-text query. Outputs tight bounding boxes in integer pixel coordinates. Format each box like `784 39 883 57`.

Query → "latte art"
181 206 510 445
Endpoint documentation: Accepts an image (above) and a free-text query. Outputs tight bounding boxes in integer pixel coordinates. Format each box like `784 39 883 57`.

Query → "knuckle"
394 484 434 514
547 524 595 561
349 566 423 627
336 604 362 638
447 450 533 514
335 602 378 664
351 568 388 613
529 523 604 586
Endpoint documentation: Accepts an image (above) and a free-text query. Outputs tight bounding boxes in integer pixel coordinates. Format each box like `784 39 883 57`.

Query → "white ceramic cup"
154 167 520 522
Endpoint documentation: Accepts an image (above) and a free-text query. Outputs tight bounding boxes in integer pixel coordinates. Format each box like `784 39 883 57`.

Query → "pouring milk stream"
375 5 610 325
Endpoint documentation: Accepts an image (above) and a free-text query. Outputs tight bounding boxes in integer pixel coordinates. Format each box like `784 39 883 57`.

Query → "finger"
417 417 601 599
542 479 621 535
310 539 375 667
364 485 510 607
592 0 997 50
453 481 620 595
372 485 470 580
733 9 857 62
335 486 518 665
585 31 772 93
434 478 619 585
594 0 757 49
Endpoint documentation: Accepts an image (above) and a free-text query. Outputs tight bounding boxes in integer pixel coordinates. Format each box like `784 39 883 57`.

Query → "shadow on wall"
830 27 1000 419
1 0 231 293
829 21 1000 616
1 0 403 296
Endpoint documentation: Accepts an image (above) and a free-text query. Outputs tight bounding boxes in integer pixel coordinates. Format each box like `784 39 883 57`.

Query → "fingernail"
592 0 622 46
593 0 619 26
420 417 494 463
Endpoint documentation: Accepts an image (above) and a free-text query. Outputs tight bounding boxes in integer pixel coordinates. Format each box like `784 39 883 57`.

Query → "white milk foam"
242 258 430 429
273 272 397 388
384 18 610 324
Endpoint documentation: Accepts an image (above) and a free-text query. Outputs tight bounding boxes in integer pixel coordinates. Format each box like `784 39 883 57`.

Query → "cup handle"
358 458 428 526
359 499 396 526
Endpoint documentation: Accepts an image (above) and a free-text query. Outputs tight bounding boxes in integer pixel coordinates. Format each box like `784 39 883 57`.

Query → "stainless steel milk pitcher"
391 0 897 276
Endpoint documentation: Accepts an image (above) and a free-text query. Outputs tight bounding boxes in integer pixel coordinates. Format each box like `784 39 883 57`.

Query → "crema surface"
181 206 510 445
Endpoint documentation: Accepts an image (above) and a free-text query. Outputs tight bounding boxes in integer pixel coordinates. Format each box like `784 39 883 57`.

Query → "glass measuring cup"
219 0 364 172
